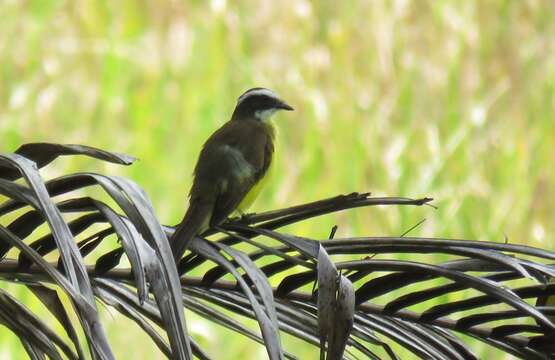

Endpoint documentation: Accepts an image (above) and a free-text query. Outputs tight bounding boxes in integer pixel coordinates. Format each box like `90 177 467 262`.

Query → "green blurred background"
1 0 554 358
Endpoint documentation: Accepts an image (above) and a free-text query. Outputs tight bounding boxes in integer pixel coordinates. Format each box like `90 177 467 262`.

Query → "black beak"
277 101 294 111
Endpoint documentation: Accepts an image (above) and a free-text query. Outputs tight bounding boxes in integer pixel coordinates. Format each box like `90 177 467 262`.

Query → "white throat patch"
254 108 278 122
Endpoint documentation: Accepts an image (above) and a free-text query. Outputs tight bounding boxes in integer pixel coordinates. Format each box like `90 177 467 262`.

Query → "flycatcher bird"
170 87 294 262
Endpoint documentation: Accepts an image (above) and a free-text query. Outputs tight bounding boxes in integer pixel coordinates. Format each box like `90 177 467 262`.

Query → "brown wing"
188 119 274 226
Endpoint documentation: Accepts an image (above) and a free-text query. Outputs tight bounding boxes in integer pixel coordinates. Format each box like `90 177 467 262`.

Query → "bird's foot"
229 210 255 224
240 212 255 223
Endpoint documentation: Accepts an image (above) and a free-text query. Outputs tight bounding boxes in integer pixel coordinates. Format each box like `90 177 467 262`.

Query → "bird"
170 87 294 262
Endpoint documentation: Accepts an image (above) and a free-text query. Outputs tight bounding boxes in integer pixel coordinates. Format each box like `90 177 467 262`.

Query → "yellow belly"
236 162 273 213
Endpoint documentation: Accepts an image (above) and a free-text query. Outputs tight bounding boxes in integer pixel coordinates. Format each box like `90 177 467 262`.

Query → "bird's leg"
236 209 255 223
227 209 253 223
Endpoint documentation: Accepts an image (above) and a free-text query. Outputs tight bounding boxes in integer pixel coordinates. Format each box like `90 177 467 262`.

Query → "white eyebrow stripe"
237 88 279 105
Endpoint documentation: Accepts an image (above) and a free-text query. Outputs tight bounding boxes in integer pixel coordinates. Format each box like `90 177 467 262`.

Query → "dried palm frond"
0 143 553 359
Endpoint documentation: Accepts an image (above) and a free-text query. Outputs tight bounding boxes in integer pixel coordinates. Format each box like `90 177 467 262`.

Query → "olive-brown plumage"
171 88 293 262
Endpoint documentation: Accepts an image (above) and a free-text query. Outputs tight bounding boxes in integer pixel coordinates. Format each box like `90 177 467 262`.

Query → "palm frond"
1 143 554 359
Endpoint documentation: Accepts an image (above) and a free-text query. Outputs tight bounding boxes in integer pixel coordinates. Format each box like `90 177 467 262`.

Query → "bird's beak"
277 100 294 111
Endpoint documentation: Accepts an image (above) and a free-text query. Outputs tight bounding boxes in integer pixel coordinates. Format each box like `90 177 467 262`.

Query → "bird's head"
232 87 294 122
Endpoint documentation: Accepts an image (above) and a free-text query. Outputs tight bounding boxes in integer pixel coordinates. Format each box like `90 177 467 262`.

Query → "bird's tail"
170 201 212 263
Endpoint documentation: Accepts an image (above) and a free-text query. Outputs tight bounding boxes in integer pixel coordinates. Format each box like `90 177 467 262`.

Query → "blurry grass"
1 0 554 358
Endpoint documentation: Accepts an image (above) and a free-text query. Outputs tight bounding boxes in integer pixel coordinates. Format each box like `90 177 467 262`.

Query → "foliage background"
0 0 554 358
